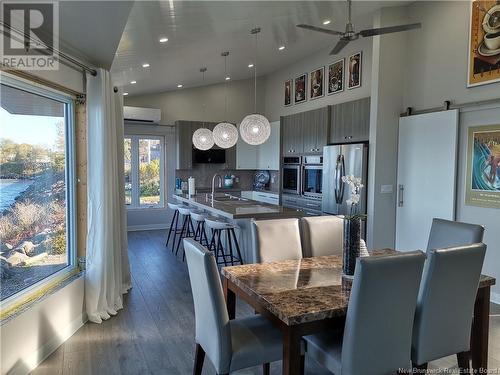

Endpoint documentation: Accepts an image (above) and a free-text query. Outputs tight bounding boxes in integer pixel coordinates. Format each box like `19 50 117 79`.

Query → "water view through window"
0 83 71 301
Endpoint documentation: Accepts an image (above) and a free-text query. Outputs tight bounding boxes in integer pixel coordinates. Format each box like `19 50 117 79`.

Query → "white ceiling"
111 1 410 96
59 1 133 69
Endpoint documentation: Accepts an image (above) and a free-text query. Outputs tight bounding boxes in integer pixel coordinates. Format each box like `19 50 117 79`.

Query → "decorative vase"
343 217 361 276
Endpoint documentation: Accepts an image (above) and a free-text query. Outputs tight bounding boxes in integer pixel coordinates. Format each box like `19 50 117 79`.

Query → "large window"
0 76 76 303
124 135 164 208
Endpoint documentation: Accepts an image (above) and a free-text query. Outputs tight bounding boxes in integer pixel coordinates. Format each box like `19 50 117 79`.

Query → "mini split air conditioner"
123 106 161 124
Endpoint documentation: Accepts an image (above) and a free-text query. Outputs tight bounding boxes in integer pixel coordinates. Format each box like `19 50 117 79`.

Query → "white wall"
366 6 411 250
1 277 86 375
263 39 372 122
125 77 265 125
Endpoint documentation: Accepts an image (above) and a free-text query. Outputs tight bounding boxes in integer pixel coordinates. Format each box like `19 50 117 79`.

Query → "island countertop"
173 193 304 220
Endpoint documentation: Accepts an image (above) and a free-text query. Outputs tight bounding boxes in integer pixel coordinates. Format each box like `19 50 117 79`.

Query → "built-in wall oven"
302 155 323 199
282 156 301 195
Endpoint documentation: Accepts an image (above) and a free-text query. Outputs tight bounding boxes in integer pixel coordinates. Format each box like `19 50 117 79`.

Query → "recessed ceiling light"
177 84 183 88
123 92 129 96
225 76 231 81
142 63 150 68
159 37 168 43
248 63 254 68
278 45 285 51
130 80 136 84
322 20 331 25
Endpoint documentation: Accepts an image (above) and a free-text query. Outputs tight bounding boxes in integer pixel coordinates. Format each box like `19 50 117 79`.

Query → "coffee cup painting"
466 125 500 209
309 67 324 100
294 74 307 104
468 1 500 87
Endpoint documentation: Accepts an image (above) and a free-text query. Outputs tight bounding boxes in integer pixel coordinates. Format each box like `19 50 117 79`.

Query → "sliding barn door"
396 110 459 251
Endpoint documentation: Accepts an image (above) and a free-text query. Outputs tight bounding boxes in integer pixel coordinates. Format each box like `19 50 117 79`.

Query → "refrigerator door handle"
398 184 404 207
334 155 341 204
339 155 346 203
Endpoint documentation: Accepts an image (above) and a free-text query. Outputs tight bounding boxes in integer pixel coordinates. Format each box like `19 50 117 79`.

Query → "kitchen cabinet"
257 121 280 170
176 120 196 169
329 97 370 144
282 193 323 216
282 107 329 156
236 121 280 170
281 112 303 155
303 107 329 154
242 191 279 205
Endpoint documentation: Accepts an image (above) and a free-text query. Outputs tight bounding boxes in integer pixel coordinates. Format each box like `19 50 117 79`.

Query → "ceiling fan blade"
296 24 343 36
330 39 349 55
359 22 421 37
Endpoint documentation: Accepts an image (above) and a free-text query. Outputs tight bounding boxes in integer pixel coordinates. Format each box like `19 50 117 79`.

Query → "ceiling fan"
297 0 421 55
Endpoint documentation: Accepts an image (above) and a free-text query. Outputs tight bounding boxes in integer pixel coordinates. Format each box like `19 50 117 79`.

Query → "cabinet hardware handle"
398 184 404 207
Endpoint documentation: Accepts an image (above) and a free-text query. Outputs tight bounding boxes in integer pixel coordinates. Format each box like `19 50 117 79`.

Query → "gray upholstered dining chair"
183 238 284 375
300 215 343 257
411 243 487 371
252 218 303 263
304 251 425 375
427 218 484 251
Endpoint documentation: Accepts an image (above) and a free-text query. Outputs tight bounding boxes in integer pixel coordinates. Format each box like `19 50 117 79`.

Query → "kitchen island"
173 193 304 263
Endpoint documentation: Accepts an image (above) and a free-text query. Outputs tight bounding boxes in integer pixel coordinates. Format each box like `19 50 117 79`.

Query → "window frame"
124 134 165 210
0 73 77 310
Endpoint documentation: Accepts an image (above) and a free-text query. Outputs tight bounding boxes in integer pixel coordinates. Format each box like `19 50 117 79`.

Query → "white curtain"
85 68 131 323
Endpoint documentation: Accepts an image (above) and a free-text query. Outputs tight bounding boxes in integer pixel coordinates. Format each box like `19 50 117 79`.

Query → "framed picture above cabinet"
347 51 362 89
284 79 292 106
328 58 344 95
310 66 324 100
294 73 307 104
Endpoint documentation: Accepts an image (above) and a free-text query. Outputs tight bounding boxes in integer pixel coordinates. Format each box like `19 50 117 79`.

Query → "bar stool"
190 211 209 246
175 207 203 261
204 217 244 266
166 202 182 252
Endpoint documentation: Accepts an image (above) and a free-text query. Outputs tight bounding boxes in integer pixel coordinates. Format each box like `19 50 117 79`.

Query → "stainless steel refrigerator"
322 143 369 215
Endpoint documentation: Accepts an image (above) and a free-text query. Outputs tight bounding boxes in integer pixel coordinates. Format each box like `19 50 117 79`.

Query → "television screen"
192 148 226 164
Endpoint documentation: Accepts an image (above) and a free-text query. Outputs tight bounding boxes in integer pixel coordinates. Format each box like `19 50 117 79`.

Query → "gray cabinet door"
329 97 370 144
176 121 194 169
303 110 317 154
282 115 301 155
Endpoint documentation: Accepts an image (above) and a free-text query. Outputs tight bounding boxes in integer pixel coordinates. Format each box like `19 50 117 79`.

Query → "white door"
396 110 459 251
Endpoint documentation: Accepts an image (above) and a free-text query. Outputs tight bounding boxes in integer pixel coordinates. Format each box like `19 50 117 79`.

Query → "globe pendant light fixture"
214 51 238 148
240 27 271 146
192 67 214 150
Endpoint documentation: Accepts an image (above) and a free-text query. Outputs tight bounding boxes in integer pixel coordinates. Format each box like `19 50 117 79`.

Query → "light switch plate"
380 184 393 194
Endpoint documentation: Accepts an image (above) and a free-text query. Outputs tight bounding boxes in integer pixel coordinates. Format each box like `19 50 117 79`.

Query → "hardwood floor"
33 230 500 375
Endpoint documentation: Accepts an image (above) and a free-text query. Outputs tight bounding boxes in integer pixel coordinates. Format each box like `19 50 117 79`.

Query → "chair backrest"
411 243 486 365
183 239 231 373
252 218 303 263
341 251 425 375
427 218 484 251
300 216 343 257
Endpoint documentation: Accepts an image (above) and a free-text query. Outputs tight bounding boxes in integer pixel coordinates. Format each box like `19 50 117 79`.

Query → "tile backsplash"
176 165 279 193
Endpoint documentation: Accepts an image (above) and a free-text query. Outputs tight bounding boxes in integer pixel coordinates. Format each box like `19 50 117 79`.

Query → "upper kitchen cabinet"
329 97 370 144
257 121 280 170
176 120 195 169
282 107 329 156
236 121 280 170
281 112 303 155
302 107 329 154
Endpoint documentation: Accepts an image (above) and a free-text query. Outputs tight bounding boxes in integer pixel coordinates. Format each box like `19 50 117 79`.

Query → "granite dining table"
221 251 496 375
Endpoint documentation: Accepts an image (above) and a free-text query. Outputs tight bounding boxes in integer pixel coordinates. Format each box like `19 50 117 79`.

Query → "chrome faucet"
211 174 222 204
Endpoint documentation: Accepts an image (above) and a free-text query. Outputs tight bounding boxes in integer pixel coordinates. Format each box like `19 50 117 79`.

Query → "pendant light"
192 67 214 150
240 27 271 146
213 51 238 148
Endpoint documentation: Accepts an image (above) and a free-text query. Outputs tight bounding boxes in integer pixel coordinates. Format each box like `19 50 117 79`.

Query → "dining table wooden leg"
223 278 236 319
470 285 490 373
282 326 302 375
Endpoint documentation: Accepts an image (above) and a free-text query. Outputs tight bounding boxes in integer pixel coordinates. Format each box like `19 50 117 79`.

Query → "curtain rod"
400 97 500 117
0 21 98 77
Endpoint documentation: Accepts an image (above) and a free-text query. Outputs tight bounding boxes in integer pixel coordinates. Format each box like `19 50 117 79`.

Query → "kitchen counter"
173 193 302 220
